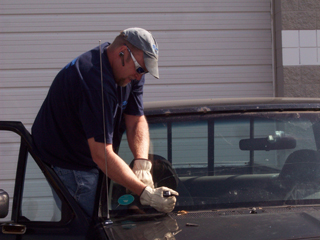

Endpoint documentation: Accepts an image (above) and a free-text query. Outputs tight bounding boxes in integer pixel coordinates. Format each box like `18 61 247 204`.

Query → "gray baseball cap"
122 27 159 79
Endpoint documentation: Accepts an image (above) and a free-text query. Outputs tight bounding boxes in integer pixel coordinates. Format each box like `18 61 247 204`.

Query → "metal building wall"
1 0 273 127
0 0 273 221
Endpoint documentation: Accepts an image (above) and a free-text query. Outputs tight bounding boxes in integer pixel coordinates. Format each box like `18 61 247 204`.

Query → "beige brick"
284 84 306 97
282 11 317 29
298 0 320 11
305 84 320 97
282 0 299 11
283 67 301 84
317 11 320 28
301 66 320 83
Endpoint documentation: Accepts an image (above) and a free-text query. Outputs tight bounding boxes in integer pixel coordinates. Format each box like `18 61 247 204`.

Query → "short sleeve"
79 88 116 144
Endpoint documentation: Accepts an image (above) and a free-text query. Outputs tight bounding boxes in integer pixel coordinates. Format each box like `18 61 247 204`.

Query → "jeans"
52 166 99 218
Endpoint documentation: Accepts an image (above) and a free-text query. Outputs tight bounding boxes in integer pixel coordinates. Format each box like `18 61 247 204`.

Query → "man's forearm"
125 114 150 159
105 147 146 195
88 138 146 195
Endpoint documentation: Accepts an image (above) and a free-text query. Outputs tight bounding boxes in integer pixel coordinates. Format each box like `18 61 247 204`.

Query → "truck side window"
21 152 61 222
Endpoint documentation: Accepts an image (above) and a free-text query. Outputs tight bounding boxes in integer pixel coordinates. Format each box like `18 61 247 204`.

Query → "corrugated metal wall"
1 0 273 127
0 0 273 221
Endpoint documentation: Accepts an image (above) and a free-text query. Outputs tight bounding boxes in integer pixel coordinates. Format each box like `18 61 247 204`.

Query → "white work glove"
140 186 179 213
132 159 154 188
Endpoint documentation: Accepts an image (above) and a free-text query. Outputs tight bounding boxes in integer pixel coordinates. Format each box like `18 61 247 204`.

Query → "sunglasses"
126 45 148 75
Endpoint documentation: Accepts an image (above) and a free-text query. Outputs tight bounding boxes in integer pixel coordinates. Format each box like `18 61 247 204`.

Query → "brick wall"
275 0 320 97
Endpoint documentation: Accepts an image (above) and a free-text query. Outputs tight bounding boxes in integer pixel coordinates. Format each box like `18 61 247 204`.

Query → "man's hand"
132 159 154 188
140 186 179 213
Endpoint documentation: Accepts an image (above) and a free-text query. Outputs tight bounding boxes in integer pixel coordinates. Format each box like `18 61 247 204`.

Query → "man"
32 27 178 218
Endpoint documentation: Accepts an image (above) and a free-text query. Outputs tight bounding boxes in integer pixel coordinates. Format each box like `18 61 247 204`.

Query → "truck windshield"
102 111 320 217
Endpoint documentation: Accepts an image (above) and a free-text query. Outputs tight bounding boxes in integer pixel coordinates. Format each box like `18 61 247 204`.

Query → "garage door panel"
1 12 271 33
0 49 272 69
0 0 273 207
1 0 270 15
1 66 272 88
2 34 270 53
144 82 273 101
1 30 271 46
1 30 272 70
0 88 46 123
0 70 58 88
1 65 272 90
145 66 273 85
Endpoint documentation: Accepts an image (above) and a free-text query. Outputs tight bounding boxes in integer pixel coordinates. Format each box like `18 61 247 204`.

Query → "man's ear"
118 44 127 53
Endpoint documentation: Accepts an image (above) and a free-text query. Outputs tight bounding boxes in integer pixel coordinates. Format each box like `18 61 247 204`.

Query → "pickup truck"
2 98 320 240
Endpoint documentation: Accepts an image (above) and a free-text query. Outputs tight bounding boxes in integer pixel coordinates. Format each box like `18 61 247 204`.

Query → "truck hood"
105 206 320 240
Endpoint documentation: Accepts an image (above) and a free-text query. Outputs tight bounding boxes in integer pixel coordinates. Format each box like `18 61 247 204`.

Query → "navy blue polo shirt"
32 42 145 170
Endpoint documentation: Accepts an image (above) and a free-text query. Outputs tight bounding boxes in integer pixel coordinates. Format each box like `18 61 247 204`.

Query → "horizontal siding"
1 13 271 33
0 131 19 222
0 0 273 222
1 65 272 87
0 88 47 125
149 66 273 85
0 27 272 122
0 132 20 180
1 29 272 68
1 0 270 15
1 3 273 125
144 82 273 101
0 65 273 123
0 156 19 180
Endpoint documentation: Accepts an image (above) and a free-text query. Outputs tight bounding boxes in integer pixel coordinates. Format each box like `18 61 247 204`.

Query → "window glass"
0 131 20 222
214 119 250 170
149 123 168 160
253 117 316 171
117 137 132 164
253 119 284 170
119 113 318 175
113 111 320 214
172 121 207 169
21 153 61 221
118 123 168 164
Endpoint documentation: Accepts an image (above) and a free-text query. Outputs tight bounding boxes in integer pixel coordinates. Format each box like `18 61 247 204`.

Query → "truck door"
0 121 89 240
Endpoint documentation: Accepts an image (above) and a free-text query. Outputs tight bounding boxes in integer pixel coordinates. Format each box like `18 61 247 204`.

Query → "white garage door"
0 0 273 221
